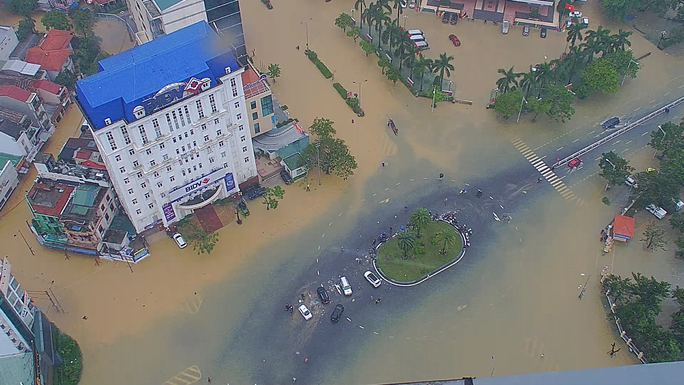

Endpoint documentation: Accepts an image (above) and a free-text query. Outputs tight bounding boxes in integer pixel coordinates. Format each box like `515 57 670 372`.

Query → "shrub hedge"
333 83 348 99
305 49 333 79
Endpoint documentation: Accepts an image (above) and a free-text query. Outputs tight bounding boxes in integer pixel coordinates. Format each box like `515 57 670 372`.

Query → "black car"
442 12 450 24
317 287 330 304
602 117 620 129
246 187 266 200
330 304 344 323
540 27 547 38
280 170 293 185
450 12 458 25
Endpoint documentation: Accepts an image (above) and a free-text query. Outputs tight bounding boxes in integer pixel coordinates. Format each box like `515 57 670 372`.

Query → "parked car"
674 199 684 212
400 0 407 7
298 304 312 320
340 276 352 296
173 233 187 249
501 20 509 34
449 34 461 47
540 27 547 38
565 19 572 28
442 12 451 24
582 17 589 25
408 0 416 9
280 170 293 185
523 25 530 36
569 11 582 18
646 204 667 220
450 12 458 25
602 117 620 129
330 304 344 323
317 286 330 304
625 176 638 188
364 271 382 288
246 186 266 200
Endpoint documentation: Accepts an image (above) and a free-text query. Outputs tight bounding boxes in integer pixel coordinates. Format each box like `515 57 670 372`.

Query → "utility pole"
15 230 34 256
315 142 321 186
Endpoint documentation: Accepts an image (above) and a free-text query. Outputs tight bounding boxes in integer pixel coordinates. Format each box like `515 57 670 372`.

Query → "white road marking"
539 155 547 160
556 147 564 151
385 188 389 191
588 130 595 135
572 139 579 143
622 148 630 153
626 141 632 145
612 140 620 145
642 132 649 136
373 193 377 196
329 222 333 226
665 92 670 96
634 107 641 111
410 178 415 181
595 156 601 161
650 99 657 103
679 84 684 89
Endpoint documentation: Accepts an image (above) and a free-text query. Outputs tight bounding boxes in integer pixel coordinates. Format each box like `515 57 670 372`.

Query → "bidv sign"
185 177 211 193
135 77 212 116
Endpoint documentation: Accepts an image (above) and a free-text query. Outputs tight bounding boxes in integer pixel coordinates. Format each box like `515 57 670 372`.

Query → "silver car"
364 271 382 288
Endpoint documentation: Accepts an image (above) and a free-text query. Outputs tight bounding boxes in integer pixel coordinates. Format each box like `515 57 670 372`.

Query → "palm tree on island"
496 66 519 93
432 52 455 90
397 230 416 259
410 208 431 238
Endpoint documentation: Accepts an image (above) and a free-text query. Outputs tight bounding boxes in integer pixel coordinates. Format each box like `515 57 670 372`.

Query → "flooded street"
0 0 683 384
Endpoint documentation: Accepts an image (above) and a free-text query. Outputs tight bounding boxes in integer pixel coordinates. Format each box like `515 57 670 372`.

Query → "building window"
239 125 244 131
104 213 110 221
198 163 202 169
190 129 194 135
250 101 257 110
201 123 207 131
244 157 249 163
128 188 134 194
144 192 150 199
196 100 204 118
242 146 247 152
106 195 111 202
146 149 152 155
166 113 173 132
181 169 186 176
193 140 197 147
109 203 115 211
100 204 105 210
207 146 213 154
234 101 240 109
166 166 172 172
184 132 188 138
214 118 220 125
236 113 242 120
261 95 274 116
137 172 143 178
209 157 215 163
176 149 180 155
161 193 166 198
216 129 222 136
221 151 226 158
148 203 154 209
152 118 161 138
240 135 246 142
132 160 139 167
150 160 156 167
129 149 135 155
178 108 185 126
223 162 228 168
139 125 148 144
254 123 260 133
115 155 121 161
132 198 138 205
121 126 131 145
170 175 175 182
193 165 197 171
157 181 163 188
181 146 186 152
136 209 141 215
171 111 180 130
184 105 191 123
252 112 258 120
230 78 238 97
98 225 104 233
159 142 165 150
124 177 130 184
204 135 210 142
106 132 117 150
154 171 160 178
141 182 147 188
219 141 224 147
208 94 217 113
172 137 177 143
119 166 126 173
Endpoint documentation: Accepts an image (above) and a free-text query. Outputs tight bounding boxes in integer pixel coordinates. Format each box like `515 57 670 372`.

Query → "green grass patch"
52 324 83 385
377 221 463 282
305 49 333 79
333 82 348 99
602 197 611 206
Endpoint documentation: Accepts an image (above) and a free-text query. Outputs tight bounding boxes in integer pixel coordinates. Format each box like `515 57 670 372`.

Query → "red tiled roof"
25 30 73 71
73 149 92 160
0 85 31 102
81 160 107 170
613 214 635 239
241 65 270 99
28 182 75 217
33 79 62 94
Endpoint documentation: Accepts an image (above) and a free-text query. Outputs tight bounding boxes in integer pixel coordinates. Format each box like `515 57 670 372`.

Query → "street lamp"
403 15 408 29
516 95 527 123
657 31 667 48
301 18 313 51
653 125 666 159
621 59 639 86
352 79 368 105
604 158 616 169
315 141 321 185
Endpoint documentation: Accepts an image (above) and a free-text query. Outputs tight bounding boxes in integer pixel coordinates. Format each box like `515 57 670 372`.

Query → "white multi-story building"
76 21 258 233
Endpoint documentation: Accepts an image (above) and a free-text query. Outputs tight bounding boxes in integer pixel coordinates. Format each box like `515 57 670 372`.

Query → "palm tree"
533 61 553 95
566 21 586 49
391 0 404 26
394 33 414 70
566 45 586 84
382 23 404 52
518 69 537 98
413 54 433 91
435 228 456 255
409 208 431 238
372 6 392 49
432 52 455 89
610 29 632 52
496 66 519 93
377 0 393 14
354 0 367 30
404 46 418 79
362 3 375 35
580 36 602 64
396 230 416 259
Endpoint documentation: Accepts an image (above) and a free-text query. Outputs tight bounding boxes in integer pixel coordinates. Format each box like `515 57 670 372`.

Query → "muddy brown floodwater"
1 0 683 384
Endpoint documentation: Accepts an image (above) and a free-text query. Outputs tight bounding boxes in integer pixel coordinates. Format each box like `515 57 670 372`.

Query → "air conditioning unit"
225 67 232 74
104 118 112 125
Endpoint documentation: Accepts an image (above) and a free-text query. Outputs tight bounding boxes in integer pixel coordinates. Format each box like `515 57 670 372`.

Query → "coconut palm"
435 228 456 255
518 69 537 98
382 23 404 52
372 6 392 49
579 36 602 64
396 230 416 259
362 3 375 35
432 52 455 89
566 20 586 49
409 207 431 238
354 0 367 29
413 54 433 91
496 66 519 93
404 46 418 78
394 33 414 70
391 0 404 26
610 29 632 52
533 62 554 94
566 45 586 84
377 0 393 13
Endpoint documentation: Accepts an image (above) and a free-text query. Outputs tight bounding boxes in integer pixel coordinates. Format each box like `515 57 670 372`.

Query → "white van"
414 40 429 50
407 29 423 36
409 34 425 41
646 204 667 220
502 20 509 34
340 276 352 296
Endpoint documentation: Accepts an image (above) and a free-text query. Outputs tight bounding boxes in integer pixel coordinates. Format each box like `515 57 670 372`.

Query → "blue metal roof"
76 21 239 130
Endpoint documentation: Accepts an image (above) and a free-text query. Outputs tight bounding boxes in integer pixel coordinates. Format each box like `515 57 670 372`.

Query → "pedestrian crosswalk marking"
164 366 201 385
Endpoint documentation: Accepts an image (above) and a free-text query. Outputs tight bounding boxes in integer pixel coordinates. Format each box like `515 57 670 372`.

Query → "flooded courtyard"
1 0 683 384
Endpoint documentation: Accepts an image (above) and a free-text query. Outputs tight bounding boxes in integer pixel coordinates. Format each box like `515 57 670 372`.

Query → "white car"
646 204 667 220
582 17 589 25
173 233 187 248
340 276 352 296
298 304 312 320
364 271 382 288
408 0 416 8
400 0 407 7
625 176 638 188
569 11 582 18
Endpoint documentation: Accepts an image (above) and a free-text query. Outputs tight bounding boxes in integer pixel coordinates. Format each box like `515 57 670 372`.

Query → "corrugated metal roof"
0 353 34 385
72 184 101 207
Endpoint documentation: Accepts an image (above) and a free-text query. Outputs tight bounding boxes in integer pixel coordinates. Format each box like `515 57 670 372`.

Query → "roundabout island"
375 208 466 286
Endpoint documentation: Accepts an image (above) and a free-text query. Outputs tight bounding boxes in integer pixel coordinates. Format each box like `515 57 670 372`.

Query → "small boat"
387 118 398 135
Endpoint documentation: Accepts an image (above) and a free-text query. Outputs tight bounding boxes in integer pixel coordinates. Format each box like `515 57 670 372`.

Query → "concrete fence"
602 277 648 364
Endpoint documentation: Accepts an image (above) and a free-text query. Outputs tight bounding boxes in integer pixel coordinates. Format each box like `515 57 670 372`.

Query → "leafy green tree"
41 9 71 30
649 122 684 158
84 50 110 76
494 89 523 119
660 147 684 186
525 97 549 121
359 39 375 56
55 68 76 90
670 213 684 234
347 27 362 42
266 63 281 83
177 221 219 255
396 230 416 259
641 221 667 251
309 117 336 139
302 136 358 180
386 67 400 84
409 208 431 238
581 58 619 93
599 151 634 186
432 52 455 89
377 56 390 74
634 170 681 208
68 7 94 37
334 13 354 32
541 85 575 122
496 66 519 93
262 185 285 210
15 18 34 41
362 2 375 35
601 0 640 21
518 69 537 98
435 227 457 254
403 46 417 78
8 0 37 18
354 0 367 29
606 50 639 80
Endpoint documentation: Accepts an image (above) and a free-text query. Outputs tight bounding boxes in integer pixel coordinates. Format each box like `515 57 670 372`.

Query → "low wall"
601 276 648 364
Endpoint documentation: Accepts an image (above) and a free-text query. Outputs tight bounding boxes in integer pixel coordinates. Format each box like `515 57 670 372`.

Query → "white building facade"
0 257 35 357
76 22 257 233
